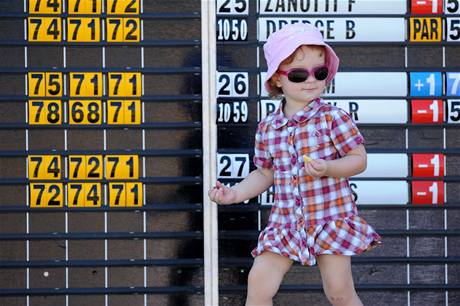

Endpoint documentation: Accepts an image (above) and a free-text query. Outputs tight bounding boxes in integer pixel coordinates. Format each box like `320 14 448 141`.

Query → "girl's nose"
305 74 316 82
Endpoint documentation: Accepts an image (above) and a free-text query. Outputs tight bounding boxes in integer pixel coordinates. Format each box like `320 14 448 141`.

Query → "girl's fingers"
306 162 314 173
216 190 223 203
310 160 323 171
210 188 219 202
212 189 218 199
309 160 319 170
209 189 215 201
309 160 326 175
209 183 221 201
307 162 320 177
209 182 231 204
208 187 215 197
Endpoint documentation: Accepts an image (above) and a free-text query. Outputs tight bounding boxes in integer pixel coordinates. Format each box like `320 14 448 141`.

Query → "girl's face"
273 45 327 104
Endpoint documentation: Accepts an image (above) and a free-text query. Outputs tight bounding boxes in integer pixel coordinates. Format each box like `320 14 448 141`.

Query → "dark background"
0 0 459 306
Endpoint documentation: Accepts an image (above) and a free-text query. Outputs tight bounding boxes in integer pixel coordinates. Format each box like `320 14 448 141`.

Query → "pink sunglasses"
278 65 329 83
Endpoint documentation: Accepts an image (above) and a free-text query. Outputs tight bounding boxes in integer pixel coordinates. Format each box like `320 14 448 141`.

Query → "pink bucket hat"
263 23 339 92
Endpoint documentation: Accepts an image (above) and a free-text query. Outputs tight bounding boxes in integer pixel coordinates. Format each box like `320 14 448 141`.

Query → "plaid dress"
251 98 382 266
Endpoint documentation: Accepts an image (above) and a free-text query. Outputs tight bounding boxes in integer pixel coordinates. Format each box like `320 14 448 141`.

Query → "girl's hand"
304 159 328 177
208 181 237 205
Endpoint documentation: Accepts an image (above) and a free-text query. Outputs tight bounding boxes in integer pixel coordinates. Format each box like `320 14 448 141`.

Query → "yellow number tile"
84 183 102 207
69 100 102 125
30 183 63 208
68 0 102 14
109 183 126 207
69 73 102 97
28 100 62 125
124 100 141 124
86 156 103 180
28 155 61 180
107 0 139 15
67 18 100 42
28 17 62 42
29 0 62 14
68 183 85 207
126 182 143 207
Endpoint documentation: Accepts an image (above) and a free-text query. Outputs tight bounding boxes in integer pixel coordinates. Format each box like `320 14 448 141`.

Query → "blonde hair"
267 45 326 99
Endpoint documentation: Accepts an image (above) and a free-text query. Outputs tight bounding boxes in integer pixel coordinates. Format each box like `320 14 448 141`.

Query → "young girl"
209 23 382 306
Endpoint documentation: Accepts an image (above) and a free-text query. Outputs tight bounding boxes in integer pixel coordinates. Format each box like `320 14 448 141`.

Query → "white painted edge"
202 0 219 305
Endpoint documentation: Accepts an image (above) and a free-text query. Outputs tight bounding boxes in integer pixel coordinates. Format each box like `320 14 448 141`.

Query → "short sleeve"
330 108 365 157
253 122 273 169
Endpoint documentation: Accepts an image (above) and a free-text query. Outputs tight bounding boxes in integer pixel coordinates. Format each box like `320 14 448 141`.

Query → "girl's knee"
323 281 357 305
317 255 357 305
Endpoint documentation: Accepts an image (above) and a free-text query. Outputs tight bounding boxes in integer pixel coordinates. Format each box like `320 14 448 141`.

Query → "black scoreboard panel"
216 1 460 306
0 1 204 306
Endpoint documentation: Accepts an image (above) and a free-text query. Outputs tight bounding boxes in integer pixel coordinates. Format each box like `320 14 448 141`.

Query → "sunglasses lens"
314 67 329 81
287 69 309 83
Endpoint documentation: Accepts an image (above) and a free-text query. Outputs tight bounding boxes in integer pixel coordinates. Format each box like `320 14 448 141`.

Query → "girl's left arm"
323 143 367 178
305 107 367 178
305 144 367 178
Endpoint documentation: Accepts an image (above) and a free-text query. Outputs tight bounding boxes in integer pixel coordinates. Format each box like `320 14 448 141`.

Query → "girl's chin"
288 95 320 104
299 92 320 99
285 90 321 101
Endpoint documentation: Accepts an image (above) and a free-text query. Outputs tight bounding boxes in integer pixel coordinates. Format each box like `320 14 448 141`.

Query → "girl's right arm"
208 167 274 205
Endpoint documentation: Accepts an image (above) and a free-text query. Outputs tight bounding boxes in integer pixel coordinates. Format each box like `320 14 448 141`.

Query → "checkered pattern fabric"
251 98 382 266
251 215 382 266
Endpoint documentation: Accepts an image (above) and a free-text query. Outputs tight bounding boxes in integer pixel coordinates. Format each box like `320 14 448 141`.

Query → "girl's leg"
246 251 293 306
317 254 363 306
